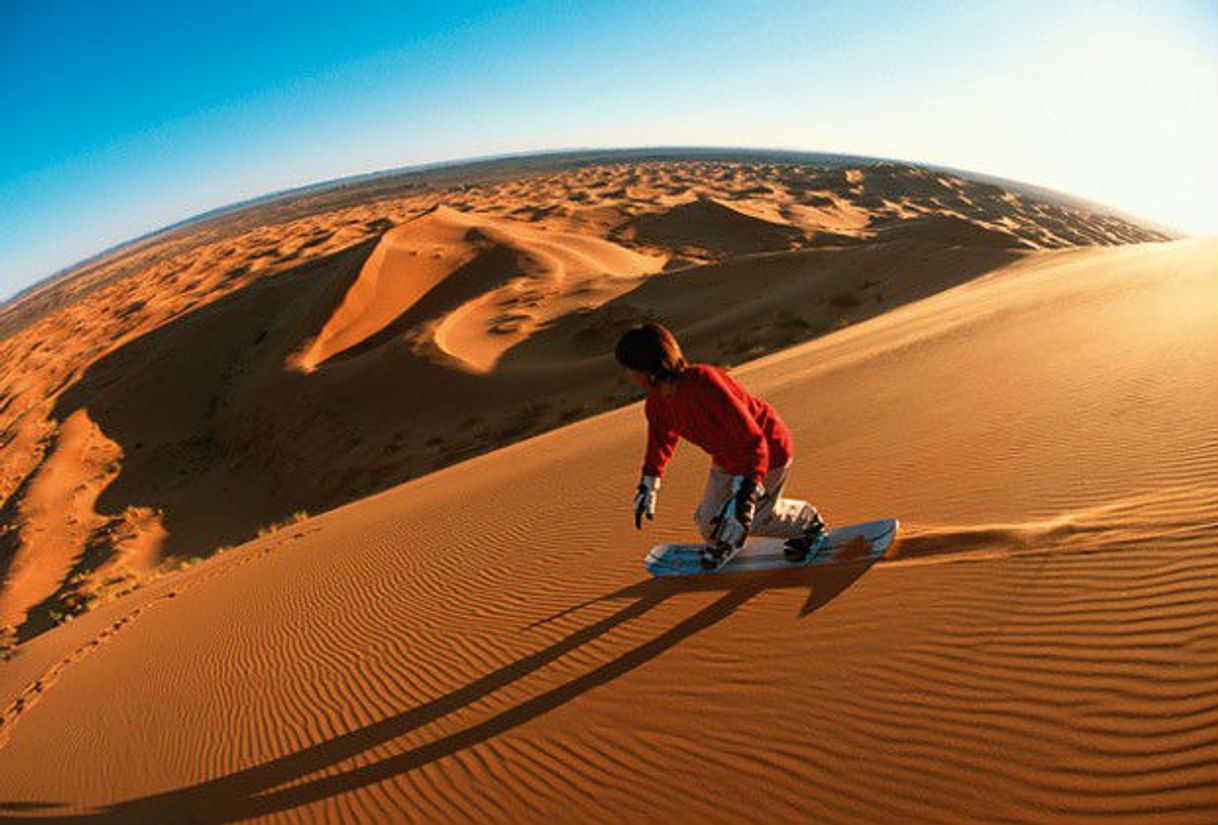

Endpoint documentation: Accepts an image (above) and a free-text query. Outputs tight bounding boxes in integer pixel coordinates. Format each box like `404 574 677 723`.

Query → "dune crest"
295 205 664 373
293 206 479 371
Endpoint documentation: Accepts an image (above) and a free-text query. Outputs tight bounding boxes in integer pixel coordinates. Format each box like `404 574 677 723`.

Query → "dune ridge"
295 206 663 373
0 236 1213 823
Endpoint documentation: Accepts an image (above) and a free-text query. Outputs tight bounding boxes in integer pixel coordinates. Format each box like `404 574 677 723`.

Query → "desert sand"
0 153 1213 823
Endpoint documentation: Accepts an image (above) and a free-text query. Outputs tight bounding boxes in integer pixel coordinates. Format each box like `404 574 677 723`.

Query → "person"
615 322 826 570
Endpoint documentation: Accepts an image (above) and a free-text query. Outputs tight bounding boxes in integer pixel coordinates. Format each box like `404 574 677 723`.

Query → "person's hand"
711 476 760 546
633 476 660 529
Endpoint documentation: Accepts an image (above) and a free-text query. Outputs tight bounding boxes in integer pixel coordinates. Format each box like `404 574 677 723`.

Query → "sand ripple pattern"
0 240 1214 823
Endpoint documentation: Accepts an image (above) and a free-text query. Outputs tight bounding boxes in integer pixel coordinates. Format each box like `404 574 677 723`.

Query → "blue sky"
2 0 1216 299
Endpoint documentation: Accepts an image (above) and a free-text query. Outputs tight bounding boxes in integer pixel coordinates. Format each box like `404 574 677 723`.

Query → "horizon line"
0 143 1189 309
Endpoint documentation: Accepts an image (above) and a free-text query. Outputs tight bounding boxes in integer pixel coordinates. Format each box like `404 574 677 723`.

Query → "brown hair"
615 323 687 381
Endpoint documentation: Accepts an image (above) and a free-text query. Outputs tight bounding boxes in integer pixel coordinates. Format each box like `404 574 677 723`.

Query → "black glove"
633 475 660 529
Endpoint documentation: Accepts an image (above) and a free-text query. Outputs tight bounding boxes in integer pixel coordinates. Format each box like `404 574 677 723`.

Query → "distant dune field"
1 152 1211 824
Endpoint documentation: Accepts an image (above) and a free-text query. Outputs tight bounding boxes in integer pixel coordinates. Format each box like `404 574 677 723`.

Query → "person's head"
615 323 687 389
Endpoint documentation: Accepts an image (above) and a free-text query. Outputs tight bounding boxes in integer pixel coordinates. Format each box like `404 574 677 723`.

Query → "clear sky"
2 0 1215 299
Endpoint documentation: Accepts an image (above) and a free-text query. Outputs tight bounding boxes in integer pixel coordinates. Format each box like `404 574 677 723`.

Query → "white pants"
694 463 818 541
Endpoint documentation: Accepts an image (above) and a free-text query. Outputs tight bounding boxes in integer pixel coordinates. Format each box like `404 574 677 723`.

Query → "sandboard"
644 518 899 577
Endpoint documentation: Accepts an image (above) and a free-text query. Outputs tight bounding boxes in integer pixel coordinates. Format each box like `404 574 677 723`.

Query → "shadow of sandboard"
645 519 899 576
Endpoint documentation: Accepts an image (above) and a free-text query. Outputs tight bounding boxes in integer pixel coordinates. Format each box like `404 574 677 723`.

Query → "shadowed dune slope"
611 194 809 256
0 238 1213 824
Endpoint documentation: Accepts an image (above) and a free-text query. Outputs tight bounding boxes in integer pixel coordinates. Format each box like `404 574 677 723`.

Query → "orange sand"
7 158 1159 644
0 156 1211 823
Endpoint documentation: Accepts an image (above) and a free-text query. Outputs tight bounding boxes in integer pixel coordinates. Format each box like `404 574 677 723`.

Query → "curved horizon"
2 0 1214 299
0 143 1190 307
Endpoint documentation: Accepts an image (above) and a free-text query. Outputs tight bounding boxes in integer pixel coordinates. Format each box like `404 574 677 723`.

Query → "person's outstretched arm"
643 397 679 478
634 397 679 529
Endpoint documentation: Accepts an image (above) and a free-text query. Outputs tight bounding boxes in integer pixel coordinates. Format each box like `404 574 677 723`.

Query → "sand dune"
0 411 120 635
874 212 1032 247
611 194 809 257
0 237 1212 823
295 206 663 372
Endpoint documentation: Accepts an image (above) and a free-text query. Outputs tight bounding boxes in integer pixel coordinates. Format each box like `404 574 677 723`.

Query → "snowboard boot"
783 510 828 563
701 539 742 571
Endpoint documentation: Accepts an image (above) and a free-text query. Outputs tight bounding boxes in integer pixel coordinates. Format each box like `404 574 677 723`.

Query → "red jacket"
642 364 792 483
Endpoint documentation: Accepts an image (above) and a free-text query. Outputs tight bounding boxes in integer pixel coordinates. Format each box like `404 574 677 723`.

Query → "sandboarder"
615 322 827 569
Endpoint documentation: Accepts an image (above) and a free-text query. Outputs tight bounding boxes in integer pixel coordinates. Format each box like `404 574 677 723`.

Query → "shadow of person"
0 560 876 824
